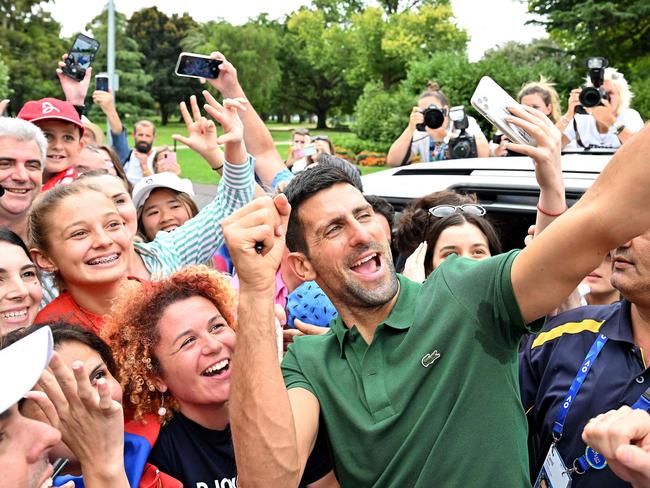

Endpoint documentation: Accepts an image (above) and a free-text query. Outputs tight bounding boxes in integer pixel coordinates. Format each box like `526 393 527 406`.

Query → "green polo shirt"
282 250 534 487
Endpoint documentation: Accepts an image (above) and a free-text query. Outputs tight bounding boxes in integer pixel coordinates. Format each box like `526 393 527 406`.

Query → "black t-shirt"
148 412 332 487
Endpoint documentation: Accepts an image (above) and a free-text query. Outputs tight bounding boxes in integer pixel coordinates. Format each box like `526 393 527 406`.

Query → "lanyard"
552 332 650 475
552 333 608 441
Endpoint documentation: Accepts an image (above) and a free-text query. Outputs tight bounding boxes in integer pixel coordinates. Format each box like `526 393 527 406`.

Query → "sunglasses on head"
313 135 330 141
429 204 486 218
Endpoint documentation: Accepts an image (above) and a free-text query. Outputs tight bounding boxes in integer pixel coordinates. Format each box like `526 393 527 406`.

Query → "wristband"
212 165 224 172
536 203 567 217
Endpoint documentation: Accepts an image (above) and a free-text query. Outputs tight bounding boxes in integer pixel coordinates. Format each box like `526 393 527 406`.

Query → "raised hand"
172 94 223 169
223 194 291 293
566 88 582 119
203 52 241 98
57 53 91 106
402 241 427 283
407 106 424 132
92 88 115 113
26 351 128 486
589 99 617 128
506 104 566 232
202 91 247 145
505 104 563 190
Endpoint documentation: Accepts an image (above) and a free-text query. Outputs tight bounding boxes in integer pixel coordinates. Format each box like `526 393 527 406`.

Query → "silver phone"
470 76 536 146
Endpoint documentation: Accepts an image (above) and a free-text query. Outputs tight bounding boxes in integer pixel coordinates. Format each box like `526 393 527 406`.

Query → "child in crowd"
131 172 199 242
17 98 84 190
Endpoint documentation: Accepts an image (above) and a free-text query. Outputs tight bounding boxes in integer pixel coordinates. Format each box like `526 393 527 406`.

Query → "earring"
158 392 167 418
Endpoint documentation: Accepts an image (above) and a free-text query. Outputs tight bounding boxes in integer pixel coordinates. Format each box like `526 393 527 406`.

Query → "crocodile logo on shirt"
421 350 441 368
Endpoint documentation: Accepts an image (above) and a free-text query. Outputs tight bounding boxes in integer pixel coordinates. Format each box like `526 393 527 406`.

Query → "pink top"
230 270 289 309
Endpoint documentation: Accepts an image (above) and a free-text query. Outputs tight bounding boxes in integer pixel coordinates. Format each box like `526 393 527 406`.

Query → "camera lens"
579 87 602 108
451 140 471 159
423 106 445 129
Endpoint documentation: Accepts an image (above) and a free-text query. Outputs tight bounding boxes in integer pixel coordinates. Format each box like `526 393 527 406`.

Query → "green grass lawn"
115 121 386 184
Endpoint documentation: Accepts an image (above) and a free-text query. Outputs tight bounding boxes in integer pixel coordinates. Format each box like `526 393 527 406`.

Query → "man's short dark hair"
316 153 363 192
285 164 359 255
365 195 395 231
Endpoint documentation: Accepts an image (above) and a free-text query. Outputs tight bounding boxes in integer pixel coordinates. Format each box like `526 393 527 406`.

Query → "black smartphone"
175 52 221 80
62 34 101 82
95 73 109 92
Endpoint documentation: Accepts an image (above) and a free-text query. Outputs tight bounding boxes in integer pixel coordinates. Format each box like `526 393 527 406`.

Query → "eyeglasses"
428 204 486 218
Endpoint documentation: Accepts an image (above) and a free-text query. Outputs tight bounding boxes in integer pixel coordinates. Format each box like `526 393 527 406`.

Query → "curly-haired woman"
105 266 337 488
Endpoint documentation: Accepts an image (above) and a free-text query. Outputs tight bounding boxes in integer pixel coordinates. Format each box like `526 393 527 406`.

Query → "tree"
311 0 365 23
126 7 199 125
348 3 468 90
182 19 282 117
85 9 154 123
352 81 412 143
0 56 10 99
376 0 438 15
527 0 650 69
276 9 358 128
0 1 65 111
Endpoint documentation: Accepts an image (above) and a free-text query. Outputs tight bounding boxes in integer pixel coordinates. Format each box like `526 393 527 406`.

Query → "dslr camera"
447 106 478 159
576 57 609 114
416 104 447 131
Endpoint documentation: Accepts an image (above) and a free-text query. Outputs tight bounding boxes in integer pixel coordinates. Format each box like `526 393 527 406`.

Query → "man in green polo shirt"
223 109 650 487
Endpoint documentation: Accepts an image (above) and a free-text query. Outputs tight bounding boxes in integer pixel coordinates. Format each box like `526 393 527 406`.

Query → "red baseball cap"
17 98 85 135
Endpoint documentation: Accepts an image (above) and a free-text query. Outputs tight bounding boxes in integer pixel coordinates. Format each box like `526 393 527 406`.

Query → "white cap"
131 172 195 210
0 326 53 414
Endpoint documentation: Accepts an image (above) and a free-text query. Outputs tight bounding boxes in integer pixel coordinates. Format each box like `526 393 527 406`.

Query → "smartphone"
470 76 536 146
161 151 177 166
95 73 109 92
175 53 222 80
62 34 101 82
294 145 317 159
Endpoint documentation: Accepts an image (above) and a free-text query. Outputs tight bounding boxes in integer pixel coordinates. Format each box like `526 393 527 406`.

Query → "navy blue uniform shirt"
520 301 649 487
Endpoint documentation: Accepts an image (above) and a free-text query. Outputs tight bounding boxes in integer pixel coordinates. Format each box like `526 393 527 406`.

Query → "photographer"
386 82 489 167
559 64 643 149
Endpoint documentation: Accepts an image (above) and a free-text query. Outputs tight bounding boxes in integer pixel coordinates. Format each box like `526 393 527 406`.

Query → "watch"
614 123 626 135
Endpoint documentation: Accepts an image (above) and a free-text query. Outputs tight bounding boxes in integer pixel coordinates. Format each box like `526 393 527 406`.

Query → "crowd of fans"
2 46 650 488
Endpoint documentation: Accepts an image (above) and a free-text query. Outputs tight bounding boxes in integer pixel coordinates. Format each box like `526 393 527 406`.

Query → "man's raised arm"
223 196 321 486
512 117 650 323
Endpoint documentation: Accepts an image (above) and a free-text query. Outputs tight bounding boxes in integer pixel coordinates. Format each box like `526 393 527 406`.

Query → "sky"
44 0 548 62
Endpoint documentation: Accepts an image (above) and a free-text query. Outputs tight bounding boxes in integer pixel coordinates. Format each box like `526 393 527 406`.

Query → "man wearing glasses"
223 106 650 487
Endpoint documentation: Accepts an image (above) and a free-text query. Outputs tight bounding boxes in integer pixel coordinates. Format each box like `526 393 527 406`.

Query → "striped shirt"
41 157 255 304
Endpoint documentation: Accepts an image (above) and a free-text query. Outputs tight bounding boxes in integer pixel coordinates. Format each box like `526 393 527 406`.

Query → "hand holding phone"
471 76 536 146
95 73 109 92
175 53 222 80
62 34 100 82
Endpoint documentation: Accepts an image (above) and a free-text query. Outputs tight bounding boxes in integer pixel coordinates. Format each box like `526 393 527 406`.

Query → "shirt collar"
600 300 635 344
330 274 421 357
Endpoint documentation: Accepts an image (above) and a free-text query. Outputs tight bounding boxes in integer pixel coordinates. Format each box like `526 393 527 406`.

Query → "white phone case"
174 52 217 79
470 76 536 146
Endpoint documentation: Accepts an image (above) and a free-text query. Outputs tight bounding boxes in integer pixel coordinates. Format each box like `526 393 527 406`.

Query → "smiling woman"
0 228 42 334
105 266 336 488
29 182 132 334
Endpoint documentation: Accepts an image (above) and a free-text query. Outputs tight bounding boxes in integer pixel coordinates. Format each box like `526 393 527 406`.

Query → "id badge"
534 444 572 488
